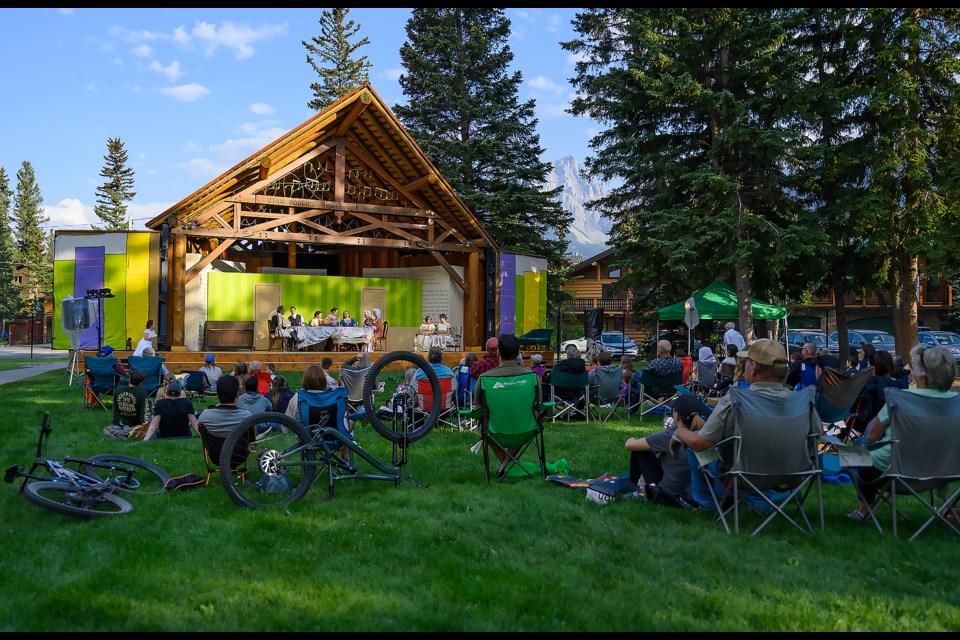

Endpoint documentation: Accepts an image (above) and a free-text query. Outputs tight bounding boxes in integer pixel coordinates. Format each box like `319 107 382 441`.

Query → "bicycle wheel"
220 413 317 509
81 455 171 495
22 480 133 519
364 350 441 444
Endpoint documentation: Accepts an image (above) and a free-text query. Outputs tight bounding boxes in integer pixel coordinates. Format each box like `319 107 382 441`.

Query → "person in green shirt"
848 344 958 521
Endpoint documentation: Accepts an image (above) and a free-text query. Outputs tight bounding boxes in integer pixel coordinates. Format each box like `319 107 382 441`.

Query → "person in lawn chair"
98 345 129 383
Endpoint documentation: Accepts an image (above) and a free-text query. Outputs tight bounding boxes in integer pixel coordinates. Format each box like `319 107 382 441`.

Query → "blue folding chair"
127 355 164 397
83 355 120 411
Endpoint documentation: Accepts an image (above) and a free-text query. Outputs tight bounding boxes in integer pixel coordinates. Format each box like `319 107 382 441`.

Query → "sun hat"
737 339 789 367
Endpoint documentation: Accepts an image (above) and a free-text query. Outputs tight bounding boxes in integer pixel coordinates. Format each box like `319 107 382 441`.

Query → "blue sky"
0 8 598 234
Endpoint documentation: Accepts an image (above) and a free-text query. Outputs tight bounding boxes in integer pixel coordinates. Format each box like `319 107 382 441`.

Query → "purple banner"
74 246 105 350
499 253 516 335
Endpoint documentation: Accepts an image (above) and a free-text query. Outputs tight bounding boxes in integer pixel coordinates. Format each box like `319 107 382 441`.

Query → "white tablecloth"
295 326 373 350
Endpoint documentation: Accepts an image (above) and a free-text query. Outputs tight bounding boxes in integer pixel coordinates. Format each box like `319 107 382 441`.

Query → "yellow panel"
524 271 541 332
125 233 151 345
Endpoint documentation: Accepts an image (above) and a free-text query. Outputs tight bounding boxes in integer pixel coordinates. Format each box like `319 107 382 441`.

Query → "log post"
464 249 481 348
169 234 186 348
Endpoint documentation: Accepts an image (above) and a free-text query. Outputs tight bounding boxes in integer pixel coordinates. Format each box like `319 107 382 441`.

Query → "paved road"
0 344 70 385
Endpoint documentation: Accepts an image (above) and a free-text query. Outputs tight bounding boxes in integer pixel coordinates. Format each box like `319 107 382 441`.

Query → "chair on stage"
267 317 287 352
376 322 389 352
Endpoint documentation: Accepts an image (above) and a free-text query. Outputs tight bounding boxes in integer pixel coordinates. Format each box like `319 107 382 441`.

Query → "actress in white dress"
415 315 435 351
432 314 453 349
133 319 157 356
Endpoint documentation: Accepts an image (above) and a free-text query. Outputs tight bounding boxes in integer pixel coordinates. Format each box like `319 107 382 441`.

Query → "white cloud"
189 21 288 60
44 198 96 230
181 141 203 153
158 83 209 102
382 68 402 81
180 122 286 180
541 101 572 119
529 75 564 95
131 43 153 58
127 202 171 230
180 157 219 180
85 83 96 92
249 103 274 115
150 59 182 81
58 8 74 15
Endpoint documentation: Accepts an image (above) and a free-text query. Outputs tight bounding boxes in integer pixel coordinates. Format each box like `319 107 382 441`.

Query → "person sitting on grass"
237 374 273 415
113 370 150 430
142 381 199 440
197 375 252 439
321 356 337 388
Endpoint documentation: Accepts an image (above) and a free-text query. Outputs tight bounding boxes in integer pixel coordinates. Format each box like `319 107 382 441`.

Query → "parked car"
779 330 828 356
828 329 897 357
927 330 960 363
599 331 640 357
558 336 588 359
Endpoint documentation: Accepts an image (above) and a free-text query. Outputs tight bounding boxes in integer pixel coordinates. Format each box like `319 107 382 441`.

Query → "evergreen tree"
0 167 23 327
394 8 572 313
563 9 825 340
12 160 51 310
93 136 137 230
304 8 372 111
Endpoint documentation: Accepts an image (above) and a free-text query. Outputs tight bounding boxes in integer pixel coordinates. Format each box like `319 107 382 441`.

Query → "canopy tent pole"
783 297 789 361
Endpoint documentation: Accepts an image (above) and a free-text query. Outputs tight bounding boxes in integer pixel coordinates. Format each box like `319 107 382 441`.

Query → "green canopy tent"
657 281 788 357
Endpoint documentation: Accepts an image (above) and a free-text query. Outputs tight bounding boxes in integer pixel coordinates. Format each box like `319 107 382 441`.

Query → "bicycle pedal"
4 465 23 484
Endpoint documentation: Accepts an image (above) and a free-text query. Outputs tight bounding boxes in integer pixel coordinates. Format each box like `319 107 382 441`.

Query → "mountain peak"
546 156 610 259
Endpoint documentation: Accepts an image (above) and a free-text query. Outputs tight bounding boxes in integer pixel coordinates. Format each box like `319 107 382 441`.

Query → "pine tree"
0 166 23 327
304 8 372 111
12 160 51 310
93 136 137 230
393 8 572 313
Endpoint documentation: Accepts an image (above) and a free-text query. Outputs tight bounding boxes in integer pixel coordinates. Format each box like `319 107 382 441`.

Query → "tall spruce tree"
563 9 824 340
304 8 372 110
393 8 572 313
93 136 137 231
0 167 23 327
12 160 51 310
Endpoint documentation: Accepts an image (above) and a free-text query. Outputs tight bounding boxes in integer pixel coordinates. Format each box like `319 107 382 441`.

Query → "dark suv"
828 330 897 357
779 330 828 356
920 330 960 362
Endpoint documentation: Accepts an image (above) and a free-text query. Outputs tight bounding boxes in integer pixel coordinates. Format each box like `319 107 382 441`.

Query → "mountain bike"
4 412 170 519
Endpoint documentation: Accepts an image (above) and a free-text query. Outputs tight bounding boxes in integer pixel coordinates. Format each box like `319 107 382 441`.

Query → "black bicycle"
5 412 170 519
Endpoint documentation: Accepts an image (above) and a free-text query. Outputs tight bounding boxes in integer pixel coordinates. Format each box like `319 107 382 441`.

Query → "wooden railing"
808 284 952 307
565 297 630 312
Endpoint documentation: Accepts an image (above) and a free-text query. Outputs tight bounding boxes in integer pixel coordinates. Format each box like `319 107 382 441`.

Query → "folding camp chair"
179 369 211 406
337 365 372 415
549 369 590 422
630 370 683 417
198 423 252 487
414 376 461 431
82 355 120 411
691 361 719 398
830 388 960 540
815 366 873 442
127 355 164 397
461 371 554 482
699 387 823 536
592 367 627 422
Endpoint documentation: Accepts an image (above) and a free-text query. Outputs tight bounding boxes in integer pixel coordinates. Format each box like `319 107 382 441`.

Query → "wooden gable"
146 83 496 290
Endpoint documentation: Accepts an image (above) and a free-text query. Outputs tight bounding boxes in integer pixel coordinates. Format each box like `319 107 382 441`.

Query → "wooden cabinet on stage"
204 321 254 351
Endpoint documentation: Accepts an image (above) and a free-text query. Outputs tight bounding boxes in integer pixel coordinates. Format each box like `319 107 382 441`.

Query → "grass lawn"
0 357 67 372
2 367 959 631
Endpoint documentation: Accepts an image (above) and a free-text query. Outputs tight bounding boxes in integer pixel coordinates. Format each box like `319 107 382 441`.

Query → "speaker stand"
64 349 82 386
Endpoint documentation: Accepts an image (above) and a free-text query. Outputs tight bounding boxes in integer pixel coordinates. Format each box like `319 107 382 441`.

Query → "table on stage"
294 326 373 351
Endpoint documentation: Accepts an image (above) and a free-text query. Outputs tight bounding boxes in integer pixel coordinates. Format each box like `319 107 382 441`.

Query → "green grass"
2 370 960 631
0 357 67 372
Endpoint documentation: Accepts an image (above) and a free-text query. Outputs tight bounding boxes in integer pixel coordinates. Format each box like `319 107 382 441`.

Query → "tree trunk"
831 266 849 364
734 261 755 343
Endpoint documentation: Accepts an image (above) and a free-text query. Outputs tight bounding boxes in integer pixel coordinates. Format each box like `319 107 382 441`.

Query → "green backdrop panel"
103 254 128 350
514 275 525 335
52 260 76 350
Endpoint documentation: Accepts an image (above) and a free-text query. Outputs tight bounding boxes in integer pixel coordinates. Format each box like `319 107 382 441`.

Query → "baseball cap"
205 354 215 363
166 381 182 395
669 394 710 426
737 338 789 367
100 345 115 357
485 337 499 351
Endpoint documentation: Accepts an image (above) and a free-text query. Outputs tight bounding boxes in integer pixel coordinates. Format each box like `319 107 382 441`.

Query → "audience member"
542 343 588 406
723 321 746 351
321 356 337 388
469 337 501 380
786 342 818 390
200 353 223 390
630 339 683 399
475 334 541 478
675 348 693 385
98 345 130 380
140 346 169 376
142 381 198 440
380 367 418 418
113 370 150 429
237 374 274 415
859 344 876 371
269 375 296 414
233 360 249 378
624 394 705 508
847 349 897 438
197 375 252 438
847 344 957 521
530 353 546 380
154 371 178 401
414 346 457 388
588 350 617 390
249 360 273 396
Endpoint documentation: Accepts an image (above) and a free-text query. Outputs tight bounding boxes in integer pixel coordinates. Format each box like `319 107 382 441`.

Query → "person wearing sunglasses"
846 344 958 521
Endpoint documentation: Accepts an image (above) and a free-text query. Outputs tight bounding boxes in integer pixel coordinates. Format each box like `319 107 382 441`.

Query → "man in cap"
200 353 223 391
142 380 199 440
469 336 501 380
98 344 130 381
671 338 816 509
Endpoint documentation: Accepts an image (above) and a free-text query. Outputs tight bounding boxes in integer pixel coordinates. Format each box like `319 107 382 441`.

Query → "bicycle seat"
5 465 23 484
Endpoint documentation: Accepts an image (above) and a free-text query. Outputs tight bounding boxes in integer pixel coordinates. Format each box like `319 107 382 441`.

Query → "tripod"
64 348 82 385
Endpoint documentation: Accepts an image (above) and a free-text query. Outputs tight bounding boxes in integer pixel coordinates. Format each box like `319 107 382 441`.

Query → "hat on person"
737 338 789 367
205 354 215 363
166 381 182 396
100 345 115 357
485 337 499 352
669 394 710 427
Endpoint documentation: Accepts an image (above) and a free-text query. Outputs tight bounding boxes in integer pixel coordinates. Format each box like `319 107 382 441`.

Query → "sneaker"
847 507 869 522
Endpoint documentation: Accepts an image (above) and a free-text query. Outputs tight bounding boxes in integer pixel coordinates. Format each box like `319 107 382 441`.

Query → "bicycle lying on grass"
5 411 170 519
